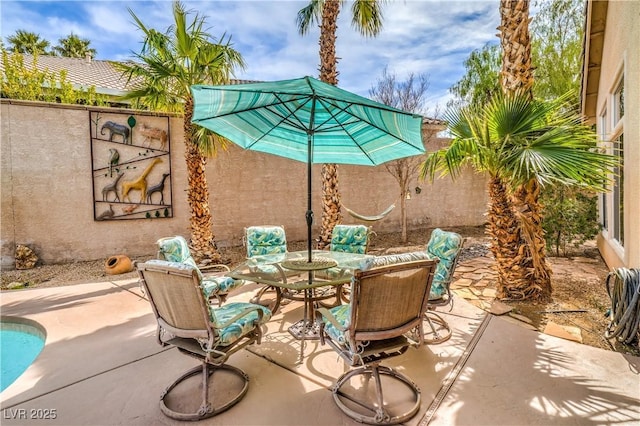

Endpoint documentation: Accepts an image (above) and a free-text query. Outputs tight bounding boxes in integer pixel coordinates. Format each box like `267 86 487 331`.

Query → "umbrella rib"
244 95 313 150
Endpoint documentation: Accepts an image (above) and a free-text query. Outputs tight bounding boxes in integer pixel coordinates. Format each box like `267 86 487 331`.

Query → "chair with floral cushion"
423 228 464 344
317 257 437 425
136 260 271 421
243 225 297 311
157 235 243 305
317 224 373 304
329 224 372 254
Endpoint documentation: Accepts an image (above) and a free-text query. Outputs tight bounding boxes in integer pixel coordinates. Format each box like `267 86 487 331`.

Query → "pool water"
0 318 46 392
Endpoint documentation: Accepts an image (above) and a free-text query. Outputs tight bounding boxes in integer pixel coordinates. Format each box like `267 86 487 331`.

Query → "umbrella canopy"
191 76 425 260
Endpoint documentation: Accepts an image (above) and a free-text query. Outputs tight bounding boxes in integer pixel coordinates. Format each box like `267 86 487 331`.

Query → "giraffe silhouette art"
122 158 163 203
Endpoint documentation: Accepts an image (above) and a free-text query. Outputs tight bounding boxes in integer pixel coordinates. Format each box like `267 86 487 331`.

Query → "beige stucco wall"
1 100 487 268
593 1 640 268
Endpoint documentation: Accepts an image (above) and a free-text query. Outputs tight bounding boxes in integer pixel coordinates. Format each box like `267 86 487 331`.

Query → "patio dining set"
136 225 464 424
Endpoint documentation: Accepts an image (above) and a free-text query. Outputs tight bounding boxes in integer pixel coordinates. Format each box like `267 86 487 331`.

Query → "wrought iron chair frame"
318 259 437 425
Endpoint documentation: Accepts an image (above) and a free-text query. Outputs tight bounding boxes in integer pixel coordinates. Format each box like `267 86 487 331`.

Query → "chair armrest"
213 305 265 329
317 307 347 332
200 263 231 273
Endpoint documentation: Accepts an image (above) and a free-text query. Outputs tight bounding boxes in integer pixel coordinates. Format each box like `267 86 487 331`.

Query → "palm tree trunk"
183 97 221 263
499 0 551 301
498 0 534 97
487 176 527 299
317 0 342 249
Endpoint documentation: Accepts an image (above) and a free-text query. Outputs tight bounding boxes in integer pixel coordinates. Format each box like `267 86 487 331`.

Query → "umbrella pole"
306 134 313 263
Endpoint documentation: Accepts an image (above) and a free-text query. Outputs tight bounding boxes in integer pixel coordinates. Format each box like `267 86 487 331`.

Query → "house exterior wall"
590 1 640 268
0 100 488 268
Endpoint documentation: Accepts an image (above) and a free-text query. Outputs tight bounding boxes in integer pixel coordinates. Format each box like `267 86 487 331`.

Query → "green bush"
1 49 107 105
542 186 600 257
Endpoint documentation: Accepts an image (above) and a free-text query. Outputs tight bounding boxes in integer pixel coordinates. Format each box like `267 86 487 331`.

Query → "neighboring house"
0 53 260 102
581 0 639 269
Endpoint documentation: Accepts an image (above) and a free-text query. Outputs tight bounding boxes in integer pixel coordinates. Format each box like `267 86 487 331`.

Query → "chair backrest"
425 228 464 298
137 260 213 340
330 224 371 254
349 259 437 343
157 236 198 267
244 226 287 258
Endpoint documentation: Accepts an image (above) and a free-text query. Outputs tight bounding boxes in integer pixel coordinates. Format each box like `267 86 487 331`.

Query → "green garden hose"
605 268 640 346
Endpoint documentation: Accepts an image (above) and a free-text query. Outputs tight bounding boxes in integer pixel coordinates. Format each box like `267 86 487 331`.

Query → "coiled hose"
605 268 640 346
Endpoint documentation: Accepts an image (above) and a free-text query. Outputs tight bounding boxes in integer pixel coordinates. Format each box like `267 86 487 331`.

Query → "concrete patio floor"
1 276 639 425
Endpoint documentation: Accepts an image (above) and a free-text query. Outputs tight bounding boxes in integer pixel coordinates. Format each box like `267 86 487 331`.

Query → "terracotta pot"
105 255 133 275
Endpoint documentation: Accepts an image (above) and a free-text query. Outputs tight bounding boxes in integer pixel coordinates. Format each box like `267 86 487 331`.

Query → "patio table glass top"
229 250 374 289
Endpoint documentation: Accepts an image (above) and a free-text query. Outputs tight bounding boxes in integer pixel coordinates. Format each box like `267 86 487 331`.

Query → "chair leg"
159 362 249 421
250 285 282 312
423 311 452 344
332 364 421 425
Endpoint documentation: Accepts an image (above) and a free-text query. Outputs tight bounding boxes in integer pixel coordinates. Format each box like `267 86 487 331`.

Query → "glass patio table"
229 250 374 360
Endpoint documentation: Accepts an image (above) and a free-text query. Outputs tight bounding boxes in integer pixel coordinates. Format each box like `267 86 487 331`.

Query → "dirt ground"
2 225 638 357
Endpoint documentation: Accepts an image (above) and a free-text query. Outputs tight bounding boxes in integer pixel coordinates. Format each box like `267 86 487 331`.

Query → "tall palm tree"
498 0 552 299
296 0 386 248
422 92 615 300
116 1 245 263
53 33 97 58
5 30 50 55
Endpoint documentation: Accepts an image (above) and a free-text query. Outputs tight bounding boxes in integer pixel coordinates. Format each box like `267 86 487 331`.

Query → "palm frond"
351 0 386 37
296 1 323 35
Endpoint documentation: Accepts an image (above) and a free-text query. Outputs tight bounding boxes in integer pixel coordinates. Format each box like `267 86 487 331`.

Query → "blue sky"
0 1 502 112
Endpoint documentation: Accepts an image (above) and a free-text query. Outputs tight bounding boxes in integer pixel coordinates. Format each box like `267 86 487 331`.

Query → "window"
613 79 624 125
598 111 608 230
612 134 624 246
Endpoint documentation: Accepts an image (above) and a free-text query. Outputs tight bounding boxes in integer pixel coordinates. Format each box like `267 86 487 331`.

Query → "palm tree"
422 92 616 300
5 30 50 55
296 0 386 248
53 33 97 58
498 0 552 299
116 1 245 263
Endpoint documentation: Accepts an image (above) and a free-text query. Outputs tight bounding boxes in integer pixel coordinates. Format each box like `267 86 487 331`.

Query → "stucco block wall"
594 1 639 268
1 100 487 268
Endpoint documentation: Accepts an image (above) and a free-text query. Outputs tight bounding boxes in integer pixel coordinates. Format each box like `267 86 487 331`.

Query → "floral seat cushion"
245 226 287 257
210 302 272 346
201 276 244 299
322 304 351 345
156 236 243 298
425 228 463 299
330 225 370 254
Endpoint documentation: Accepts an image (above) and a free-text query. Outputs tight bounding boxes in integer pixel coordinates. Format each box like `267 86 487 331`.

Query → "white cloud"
0 0 501 113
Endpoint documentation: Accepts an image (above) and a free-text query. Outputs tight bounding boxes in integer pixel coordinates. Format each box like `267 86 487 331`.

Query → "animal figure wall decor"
139 123 168 150
102 172 124 202
108 148 120 177
146 173 170 204
121 158 163 203
101 121 131 144
91 112 172 221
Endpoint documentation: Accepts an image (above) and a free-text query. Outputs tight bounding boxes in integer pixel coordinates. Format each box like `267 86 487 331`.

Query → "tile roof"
0 54 257 96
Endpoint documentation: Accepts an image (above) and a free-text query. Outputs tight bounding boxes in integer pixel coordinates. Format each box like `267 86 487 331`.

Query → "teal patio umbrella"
191 76 425 261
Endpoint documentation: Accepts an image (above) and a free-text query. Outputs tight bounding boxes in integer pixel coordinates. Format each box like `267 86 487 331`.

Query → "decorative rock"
454 288 478 300
543 321 583 343
490 300 514 316
509 313 533 324
482 288 497 298
15 244 38 269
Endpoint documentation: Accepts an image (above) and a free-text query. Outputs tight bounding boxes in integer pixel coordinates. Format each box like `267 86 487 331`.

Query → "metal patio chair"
317 258 437 425
423 228 464 344
157 235 243 305
136 260 271 421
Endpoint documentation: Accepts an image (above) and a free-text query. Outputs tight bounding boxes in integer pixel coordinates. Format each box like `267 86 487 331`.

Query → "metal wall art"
90 112 173 221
